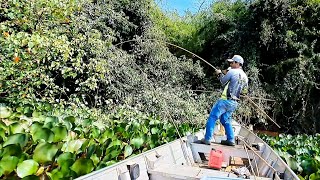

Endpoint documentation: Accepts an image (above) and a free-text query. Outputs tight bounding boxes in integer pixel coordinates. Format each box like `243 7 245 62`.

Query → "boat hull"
76 123 299 180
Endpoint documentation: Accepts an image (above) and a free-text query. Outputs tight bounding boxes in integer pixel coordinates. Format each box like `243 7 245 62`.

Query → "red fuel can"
208 148 223 169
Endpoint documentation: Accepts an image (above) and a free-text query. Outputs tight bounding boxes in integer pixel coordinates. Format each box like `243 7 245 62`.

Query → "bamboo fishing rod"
114 39 217 70
113 38 281 128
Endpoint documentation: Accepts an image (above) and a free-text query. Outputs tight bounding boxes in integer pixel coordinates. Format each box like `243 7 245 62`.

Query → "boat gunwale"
239 126 300 180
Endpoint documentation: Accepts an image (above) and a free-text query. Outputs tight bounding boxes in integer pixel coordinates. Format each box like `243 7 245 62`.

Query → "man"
202 55 248 146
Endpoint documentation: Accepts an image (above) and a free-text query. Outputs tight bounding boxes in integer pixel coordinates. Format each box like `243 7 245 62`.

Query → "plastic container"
208 148 223 169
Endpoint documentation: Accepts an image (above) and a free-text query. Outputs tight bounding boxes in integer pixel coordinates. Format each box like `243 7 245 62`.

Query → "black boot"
201 138 211 145
221 140 235 146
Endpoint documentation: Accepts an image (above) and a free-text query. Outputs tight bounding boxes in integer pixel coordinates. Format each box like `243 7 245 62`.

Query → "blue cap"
227 55 244 65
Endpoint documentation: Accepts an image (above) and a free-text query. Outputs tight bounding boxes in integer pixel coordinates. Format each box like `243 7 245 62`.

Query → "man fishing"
202 55 248 146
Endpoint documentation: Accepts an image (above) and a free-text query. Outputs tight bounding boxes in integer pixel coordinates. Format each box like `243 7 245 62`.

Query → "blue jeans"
204 99 238 142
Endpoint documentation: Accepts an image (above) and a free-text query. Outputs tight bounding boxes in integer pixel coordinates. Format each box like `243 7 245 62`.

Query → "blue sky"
155 0 213 16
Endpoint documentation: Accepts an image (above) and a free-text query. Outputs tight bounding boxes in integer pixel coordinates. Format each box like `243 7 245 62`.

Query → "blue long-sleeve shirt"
219 68 248 100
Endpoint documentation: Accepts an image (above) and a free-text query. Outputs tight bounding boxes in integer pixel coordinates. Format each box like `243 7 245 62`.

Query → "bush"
0 0 211 125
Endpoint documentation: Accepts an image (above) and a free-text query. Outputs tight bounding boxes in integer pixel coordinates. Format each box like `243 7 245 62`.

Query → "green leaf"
287 158 299 171
8 12 14 19
32 111 41 118
0 120 8 131
28 41 35 49
97 160 117 170
80 139 90 151
19 153 29 163
0 156 19 175
90 154 100 166
151 127 159 134
132 121 140 129
149 120 160 125
45 116 59 125
124 145 133 158
99 129 114 143
57 152 75 166
1 144 22 157
105 148 122 160
90 127 100 139
17 160 39 178
107 139 122 149
105 160 117 166
30 122 43 134
0 128 5 141
52 126 68 142
33 142 59 164
70 158 94 176
142 126 148 134
23 105 33 117
74 126 84 135
46 168 64 180
9 122 24 134
130 137 144 149
3 133 29 148
0 106 12 118
57 152 75 173
310 172 320 180
96 163 106 170
151 134 161 146
61 139 86 153
95 143 106 157
82 119 93 126
62 121 73 130
43 122 54 129
43 103 52 112
32 127 55 142
87 144 96 158
22 175 40 180
297 174 305 180
37 115 47 122
301 158 316 175
16 107 24 113
64 116 76 124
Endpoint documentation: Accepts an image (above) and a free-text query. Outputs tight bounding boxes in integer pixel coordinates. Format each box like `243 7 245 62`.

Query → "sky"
155 0 213 16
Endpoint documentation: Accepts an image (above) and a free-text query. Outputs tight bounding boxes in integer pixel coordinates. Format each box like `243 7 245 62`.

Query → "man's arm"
219 71 232 85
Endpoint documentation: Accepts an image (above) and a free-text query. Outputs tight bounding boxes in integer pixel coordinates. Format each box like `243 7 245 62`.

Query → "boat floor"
149 141 271 180
149 163 273 180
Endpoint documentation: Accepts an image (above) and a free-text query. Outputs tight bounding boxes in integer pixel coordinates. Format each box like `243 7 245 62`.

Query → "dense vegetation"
0 104 197 179
262 134 320 179
0 0 212 123
0 0 215 178
157 0 320 134
0 0 319 179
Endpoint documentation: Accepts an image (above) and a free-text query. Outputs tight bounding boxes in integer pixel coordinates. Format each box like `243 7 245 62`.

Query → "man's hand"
215 69 222 75
222 70 228 74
